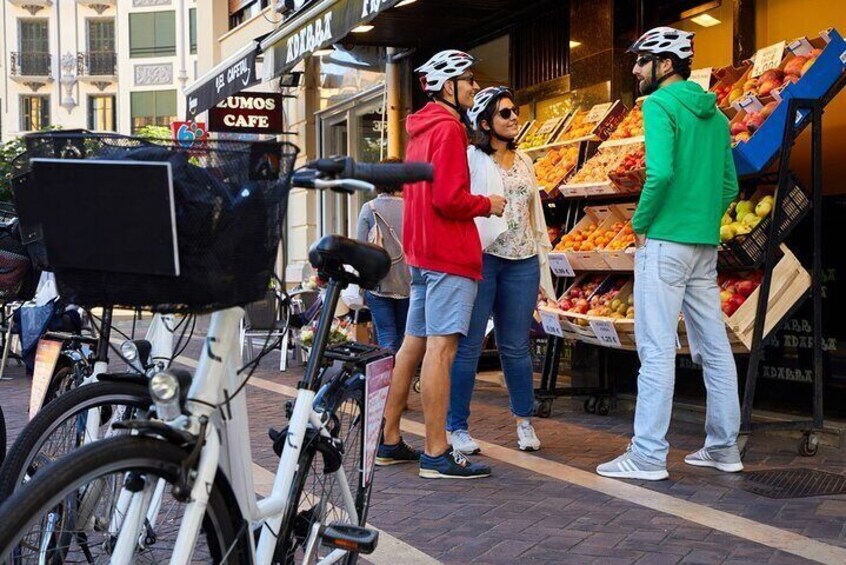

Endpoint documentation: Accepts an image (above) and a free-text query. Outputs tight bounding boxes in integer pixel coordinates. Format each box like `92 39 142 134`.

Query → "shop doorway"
317 84 387 239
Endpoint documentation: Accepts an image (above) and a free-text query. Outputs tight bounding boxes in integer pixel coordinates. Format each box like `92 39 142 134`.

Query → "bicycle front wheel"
0 379 151 503
0 436 248 564
275 380 371 565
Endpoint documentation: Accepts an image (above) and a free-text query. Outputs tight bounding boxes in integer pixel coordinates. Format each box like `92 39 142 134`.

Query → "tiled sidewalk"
2 325 845 564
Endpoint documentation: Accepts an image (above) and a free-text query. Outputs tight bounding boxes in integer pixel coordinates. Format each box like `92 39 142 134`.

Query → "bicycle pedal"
319 523 378 555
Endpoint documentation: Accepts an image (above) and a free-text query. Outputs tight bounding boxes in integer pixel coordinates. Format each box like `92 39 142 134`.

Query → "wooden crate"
725 246 810 350
600 203 638 271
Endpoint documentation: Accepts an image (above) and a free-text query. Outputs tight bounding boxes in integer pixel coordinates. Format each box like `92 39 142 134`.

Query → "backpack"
366 201 411 298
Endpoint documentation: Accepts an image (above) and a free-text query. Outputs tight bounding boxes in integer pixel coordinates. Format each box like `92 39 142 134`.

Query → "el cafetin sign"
208 93 284 134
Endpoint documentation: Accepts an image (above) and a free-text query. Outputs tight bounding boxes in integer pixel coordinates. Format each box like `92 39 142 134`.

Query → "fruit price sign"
364 356 394 486
549 253 576 277
30 339 62 419
689 67 713 90
585 102 613 123
540 310 566 338
751 41 786 77
589 319 622 348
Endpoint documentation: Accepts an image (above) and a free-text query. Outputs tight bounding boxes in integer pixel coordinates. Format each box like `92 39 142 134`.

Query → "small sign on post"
589 319 622 348
548 254 575 278
539 310 565 338
751 41 787 77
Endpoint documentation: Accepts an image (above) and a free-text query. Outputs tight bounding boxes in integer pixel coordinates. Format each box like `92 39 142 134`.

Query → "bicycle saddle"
308 235 391 290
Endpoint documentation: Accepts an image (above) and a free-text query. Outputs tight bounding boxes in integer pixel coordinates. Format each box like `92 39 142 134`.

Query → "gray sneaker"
684 445 744 472
596 447 669 481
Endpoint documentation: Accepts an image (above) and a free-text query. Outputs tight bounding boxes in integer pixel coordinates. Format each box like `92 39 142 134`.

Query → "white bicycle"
0 140 432 564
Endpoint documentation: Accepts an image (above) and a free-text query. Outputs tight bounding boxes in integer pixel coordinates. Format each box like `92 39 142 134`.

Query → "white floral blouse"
485 157 538 260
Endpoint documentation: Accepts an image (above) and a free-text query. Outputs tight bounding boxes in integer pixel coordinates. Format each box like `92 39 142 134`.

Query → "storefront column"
386 47 403 158
733 0 757 65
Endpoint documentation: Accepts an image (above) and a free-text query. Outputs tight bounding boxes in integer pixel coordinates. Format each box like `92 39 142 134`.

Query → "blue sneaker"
375 438 420 466
419 448 492 479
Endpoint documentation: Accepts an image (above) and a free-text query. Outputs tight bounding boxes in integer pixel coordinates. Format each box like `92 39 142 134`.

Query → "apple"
722 301 739 316
759 69 785 83
760 101 779 119
784 55 809 77
730 121 747 136
729 294 746 310
746 114 765 132
559 298 573 310
728 88 745 104
734 131 751 143
758 79 781 97
736 280 758 297
720 289 734 303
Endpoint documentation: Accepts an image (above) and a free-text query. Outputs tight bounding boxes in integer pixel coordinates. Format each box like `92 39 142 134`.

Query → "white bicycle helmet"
628 26 694 60
467 86 512 129
415 50 477 93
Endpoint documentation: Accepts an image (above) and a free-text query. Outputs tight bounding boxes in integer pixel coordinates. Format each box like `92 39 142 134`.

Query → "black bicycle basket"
12 132 299 313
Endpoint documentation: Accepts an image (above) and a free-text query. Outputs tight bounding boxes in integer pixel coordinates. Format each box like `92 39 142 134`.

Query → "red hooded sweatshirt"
403 103 491 280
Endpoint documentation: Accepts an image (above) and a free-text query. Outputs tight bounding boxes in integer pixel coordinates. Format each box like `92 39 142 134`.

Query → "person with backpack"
355 158 411 353
376 50 505 479
596 27 742 480
446 87 557 455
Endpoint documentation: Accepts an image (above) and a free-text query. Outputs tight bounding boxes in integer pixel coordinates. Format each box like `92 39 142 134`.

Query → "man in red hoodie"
376 50 505 479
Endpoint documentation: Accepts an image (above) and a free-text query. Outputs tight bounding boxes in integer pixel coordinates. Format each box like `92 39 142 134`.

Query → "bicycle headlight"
120 340 139 362
149 371 181 421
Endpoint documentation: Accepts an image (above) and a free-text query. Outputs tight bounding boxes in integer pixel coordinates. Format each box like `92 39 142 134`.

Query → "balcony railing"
10 52 52 78
77 51 117 77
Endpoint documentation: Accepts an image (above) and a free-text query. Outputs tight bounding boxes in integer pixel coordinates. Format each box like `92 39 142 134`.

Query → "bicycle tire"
0 436 249 564
42 364 78 407
274 379 370 565
0 405 6 469
0 379 150 503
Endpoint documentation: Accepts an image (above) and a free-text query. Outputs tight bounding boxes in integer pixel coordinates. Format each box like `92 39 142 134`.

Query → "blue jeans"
364 291 409 354
632 239 740 466
448 254 540 432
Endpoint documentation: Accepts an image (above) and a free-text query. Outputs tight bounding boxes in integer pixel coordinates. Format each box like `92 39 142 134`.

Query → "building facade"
0 0 198 142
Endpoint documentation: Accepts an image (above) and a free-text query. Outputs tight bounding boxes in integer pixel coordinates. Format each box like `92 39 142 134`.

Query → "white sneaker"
449 430 481 455
516 421 541 452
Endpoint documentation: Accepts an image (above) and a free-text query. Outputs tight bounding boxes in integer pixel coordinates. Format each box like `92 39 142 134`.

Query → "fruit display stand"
730 28 846 176
735 64 846 457
518 114 571 151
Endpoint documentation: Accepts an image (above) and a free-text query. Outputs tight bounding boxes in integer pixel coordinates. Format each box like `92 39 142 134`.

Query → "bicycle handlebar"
292 156 434 192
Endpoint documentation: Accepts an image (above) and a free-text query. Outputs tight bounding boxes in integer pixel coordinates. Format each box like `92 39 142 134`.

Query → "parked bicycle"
0 134 432 564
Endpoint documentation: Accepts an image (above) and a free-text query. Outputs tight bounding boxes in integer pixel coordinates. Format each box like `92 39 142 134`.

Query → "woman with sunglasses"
447 87 556 454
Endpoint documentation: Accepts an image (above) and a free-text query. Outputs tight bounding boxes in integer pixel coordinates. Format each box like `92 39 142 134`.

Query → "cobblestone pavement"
2 318 845 564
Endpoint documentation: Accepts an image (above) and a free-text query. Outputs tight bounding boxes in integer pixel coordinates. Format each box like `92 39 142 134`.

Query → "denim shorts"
405 267 478 337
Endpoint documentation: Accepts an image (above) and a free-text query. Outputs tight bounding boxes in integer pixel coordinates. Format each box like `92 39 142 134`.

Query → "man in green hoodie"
597 27 742 481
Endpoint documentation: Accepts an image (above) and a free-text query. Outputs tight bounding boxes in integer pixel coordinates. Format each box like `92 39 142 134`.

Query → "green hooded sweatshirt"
631 80 739 245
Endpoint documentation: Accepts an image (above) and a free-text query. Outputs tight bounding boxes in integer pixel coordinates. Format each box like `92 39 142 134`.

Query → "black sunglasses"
496 107 520 120
456 74 478 84
635 54 659 67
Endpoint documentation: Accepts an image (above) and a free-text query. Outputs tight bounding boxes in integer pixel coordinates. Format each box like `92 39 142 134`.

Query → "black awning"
184 37 264 120
261 0 401 80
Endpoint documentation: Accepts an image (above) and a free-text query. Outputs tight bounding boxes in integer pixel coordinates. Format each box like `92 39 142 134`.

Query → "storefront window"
318 47 386 109
130 90 177 133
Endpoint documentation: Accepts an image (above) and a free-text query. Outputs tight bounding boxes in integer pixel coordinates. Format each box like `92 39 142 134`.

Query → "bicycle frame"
109 280 361 564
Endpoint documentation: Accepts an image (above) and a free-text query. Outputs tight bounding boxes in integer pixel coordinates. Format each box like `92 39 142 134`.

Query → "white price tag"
840 49 846 65
585 103 613 123
689 67 713 91
539 310 565 338
548 253 575 277
589 319 622 348
751 41 786 77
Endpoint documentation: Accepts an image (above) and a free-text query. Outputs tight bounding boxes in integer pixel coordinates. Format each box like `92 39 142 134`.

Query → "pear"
720 224 737 242
755 199 773 218
721 213 733 226
734 222 752 236
742 213 762 228
735 200 754 219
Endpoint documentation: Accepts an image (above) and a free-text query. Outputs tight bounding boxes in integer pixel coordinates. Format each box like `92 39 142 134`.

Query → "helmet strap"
641 59 677 95
436 77 472 129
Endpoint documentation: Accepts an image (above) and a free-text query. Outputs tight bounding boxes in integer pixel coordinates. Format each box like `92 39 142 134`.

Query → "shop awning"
184 35 267 120
260 0 402 81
